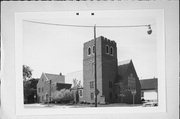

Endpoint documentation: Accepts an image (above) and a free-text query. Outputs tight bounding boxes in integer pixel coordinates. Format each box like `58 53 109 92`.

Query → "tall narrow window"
79 89 83 97
38 88 41 93
88 47 91 56
110 47 113 55
91 92 94 100
46 94 49 102
141 92 144 97
105 45 109 54
42 95 44 101
90 81 94 88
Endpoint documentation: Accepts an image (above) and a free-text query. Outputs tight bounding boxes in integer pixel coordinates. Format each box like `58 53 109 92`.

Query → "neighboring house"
65 71 83 103
140 78 158 102
37 72 71 103
83 36 141 104
71 87 83 103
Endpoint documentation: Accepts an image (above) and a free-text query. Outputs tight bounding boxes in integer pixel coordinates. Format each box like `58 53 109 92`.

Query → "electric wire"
24 20 150 28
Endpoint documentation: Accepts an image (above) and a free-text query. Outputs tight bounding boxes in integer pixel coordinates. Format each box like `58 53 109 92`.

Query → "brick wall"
83 36 118 103
37 73 65 103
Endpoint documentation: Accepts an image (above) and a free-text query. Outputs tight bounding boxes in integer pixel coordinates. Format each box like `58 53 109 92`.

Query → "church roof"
118 59 132 76
118 59 131 66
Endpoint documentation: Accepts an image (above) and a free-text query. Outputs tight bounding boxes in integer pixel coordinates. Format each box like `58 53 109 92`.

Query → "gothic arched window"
88 47 91 56
110 47 113 55
105 45 109 54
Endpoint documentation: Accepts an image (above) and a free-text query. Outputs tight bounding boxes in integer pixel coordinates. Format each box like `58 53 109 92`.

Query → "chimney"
59 72 62 76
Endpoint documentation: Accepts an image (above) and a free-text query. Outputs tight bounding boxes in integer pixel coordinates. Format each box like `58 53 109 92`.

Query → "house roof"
56 83 72 91
140 78 158 90
44 73 64 81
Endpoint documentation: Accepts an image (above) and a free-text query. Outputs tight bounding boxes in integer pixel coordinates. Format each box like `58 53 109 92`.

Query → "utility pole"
133 93 134 106
49 80 51 104
94 25 97 107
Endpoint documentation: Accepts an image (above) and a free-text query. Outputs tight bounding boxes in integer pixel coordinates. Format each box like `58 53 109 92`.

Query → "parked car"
143 101 158 107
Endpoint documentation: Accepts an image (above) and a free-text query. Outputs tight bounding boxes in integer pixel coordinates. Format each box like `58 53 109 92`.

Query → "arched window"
105 45 109 54
110 47 113 55
88 47 91 56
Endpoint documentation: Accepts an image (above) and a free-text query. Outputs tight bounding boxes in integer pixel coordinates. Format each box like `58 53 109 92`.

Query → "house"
65 71 83 103
37 72 71 103
71 87 83 103
83 36 141 104
140 78 158 102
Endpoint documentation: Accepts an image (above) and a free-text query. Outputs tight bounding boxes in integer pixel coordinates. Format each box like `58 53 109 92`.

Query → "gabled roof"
118 59 132 77
118 59 131 66
43 73 64 81
114 60 132 83
140 78 158 90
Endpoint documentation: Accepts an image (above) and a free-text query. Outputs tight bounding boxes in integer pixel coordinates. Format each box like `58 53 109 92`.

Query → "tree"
72 78 82 88
24 78 39 104
23 65 32 81
23 65 38 104
52 89 74 103
72 79 82 103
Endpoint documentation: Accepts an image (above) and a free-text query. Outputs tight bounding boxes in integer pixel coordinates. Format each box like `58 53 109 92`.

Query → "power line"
24 20 150 28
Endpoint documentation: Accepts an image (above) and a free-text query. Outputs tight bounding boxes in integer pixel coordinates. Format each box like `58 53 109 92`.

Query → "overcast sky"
23 15 157 82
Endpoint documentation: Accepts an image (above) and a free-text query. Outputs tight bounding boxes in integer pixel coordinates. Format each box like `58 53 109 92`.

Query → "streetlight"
147 25 152 35
48 80 52 106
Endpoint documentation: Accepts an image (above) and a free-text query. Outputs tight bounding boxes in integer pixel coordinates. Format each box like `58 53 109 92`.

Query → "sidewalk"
24 103 143 108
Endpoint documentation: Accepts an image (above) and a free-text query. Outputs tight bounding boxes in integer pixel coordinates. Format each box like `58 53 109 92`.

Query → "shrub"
52 89 74 103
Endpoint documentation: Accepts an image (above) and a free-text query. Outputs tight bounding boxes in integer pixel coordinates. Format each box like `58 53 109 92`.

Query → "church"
83 36 141 104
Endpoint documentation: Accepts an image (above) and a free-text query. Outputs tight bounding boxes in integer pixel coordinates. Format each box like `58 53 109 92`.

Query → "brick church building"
83 36 141 104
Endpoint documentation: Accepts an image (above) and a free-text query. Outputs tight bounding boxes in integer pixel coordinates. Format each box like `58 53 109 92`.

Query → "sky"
23 15 157 83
